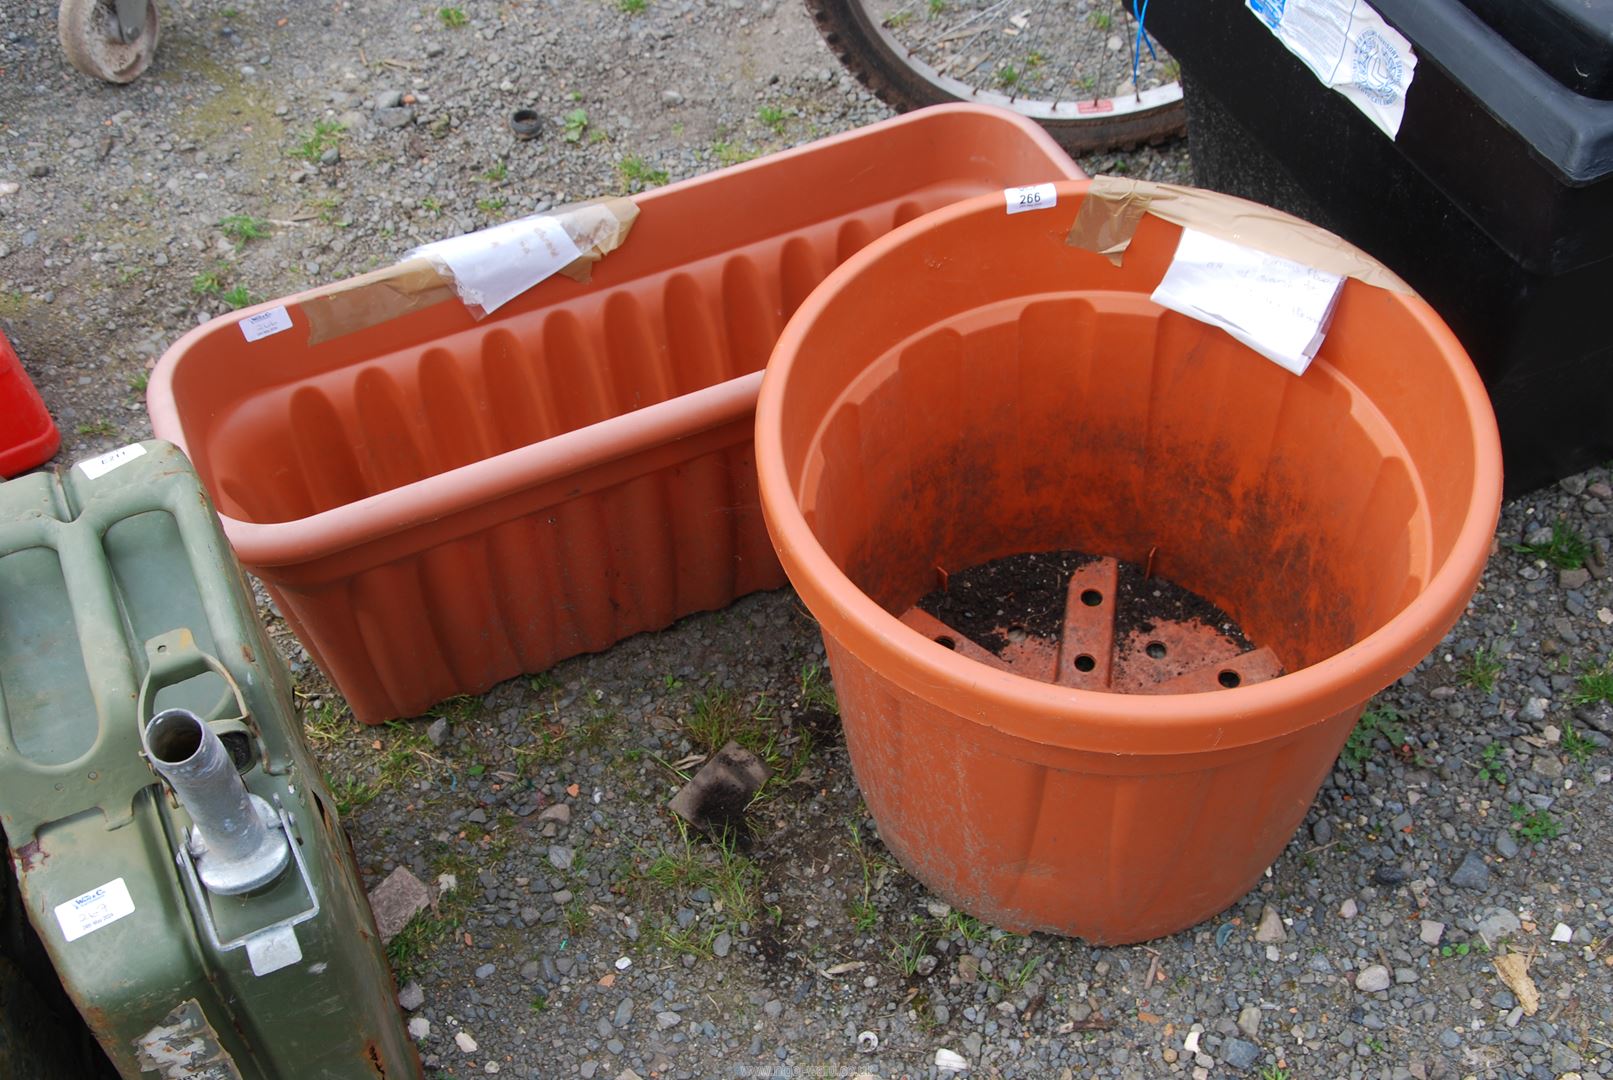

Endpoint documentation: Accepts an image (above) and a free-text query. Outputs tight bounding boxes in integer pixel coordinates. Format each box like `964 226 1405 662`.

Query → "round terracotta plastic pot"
755 180 1503 943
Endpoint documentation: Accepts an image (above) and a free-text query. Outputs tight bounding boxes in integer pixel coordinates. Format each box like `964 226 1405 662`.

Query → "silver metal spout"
143 708 289 896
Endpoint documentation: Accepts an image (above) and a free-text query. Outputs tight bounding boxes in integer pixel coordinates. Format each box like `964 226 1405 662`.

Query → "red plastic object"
0 329 60 478
755 180 1503 942
147 105 1083 725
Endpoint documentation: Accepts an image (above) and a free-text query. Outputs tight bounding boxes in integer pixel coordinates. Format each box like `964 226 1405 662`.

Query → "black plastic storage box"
1147 0 1613 496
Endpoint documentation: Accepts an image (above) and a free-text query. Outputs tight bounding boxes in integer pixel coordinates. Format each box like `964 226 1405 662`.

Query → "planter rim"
154 369 762 569
755 179 1505 756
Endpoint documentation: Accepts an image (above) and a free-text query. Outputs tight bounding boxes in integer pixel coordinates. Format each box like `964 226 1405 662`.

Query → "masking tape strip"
1066 175 1412 295
299 196 640 344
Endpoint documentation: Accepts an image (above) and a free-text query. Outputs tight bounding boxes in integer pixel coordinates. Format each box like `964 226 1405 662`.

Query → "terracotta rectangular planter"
148 105 1082 725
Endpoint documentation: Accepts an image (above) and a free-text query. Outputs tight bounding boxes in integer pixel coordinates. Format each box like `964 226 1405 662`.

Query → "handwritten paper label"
55 878 135 942
78 443 147 480
1004 183 1058 215
1151 228 1344 375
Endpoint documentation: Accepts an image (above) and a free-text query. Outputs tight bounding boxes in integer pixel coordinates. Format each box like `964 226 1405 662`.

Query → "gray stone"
426 717 450 746
374 106 416 129
614 998 634 1027
397 981 425 1011
1559 568 1591 590
1496 830 1521 858
368 866 432 942
1419 920 1445 946
656 1011 681 1030
407 1016 430 1039
1532 754 1565 778
1235 1004 1261 1038
474 963 495 980
712 931 732 957
1475 907 1523 944
1450 850 1490 890
1355 965 1392 992
548 845 574 871
1222 1037 1261 1071
538 802 571 825
1254 905 1286 943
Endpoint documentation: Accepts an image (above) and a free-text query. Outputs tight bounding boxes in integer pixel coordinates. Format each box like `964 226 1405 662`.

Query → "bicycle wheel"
806 0 1184 154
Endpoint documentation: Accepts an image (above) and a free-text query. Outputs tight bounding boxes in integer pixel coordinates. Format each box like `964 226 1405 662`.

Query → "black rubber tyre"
805 0 1186 154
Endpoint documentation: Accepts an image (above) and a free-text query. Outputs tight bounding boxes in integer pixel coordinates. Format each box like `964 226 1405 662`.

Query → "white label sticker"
1150 228 1344 375
411 214 583 316
237 305 294 342
1247 0 1417 138
55 878 136 942
1004 183 1058 215
77 442 147 480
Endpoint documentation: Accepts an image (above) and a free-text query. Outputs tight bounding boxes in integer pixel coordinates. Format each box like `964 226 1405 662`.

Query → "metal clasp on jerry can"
137 629 319 977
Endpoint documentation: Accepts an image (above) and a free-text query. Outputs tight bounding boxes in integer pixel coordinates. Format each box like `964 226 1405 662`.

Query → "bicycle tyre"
805 0 1185 154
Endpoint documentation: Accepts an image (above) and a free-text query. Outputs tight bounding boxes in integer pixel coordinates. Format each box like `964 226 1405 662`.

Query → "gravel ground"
4 3 1613 1080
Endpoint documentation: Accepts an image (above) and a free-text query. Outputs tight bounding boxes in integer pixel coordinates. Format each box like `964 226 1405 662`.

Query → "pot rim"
755 180 1504 755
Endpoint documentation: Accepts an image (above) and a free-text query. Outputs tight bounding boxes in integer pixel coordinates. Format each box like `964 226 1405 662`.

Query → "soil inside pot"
911 550 1282 694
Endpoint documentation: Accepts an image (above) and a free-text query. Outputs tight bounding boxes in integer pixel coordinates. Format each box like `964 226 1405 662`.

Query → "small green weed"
1089 11 1112 30
480 161 508 182
989 954 1041 993
328 772 382 816
192 269 226 297
617 0 646 12
889 924 932 977
617 155 669 192
292 119 345 162
475 195 507 214
847 820 888 932
757 105 787 133
1258 1068 1291 1080
712 140 757 167
222 285 252 309
1025 50 1045 68
1476 741 1508 786
1511 803 1563 844
438 6 468 28
928 0 945 12
943 911 988 943
75 420 117 438
1574 660 1613 705
799 662 838 714
886 10 912 27
420 195 444 216
1459 646 1503 694
219 213 270 244
1512 520 1591 570
1561 719 1596 763
562 108 590 143
127 370 149 393
1341 705 1404 770
996 64 1019 87
1439 941 1474 958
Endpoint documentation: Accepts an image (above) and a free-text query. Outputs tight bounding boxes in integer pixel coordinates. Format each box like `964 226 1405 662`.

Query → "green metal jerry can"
0 441 420 1080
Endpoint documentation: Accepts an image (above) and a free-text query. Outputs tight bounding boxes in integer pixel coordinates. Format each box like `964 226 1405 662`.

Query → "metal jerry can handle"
138 630 320 977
